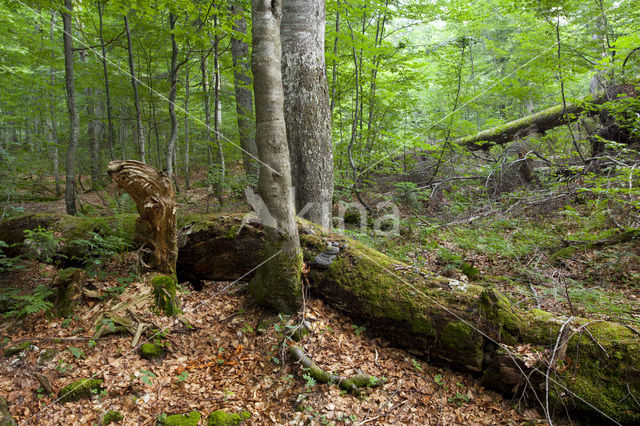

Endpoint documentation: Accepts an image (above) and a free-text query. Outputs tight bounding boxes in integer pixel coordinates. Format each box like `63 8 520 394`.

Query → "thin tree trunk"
62 0 79 215
329 0 340 114
281 0 334 228
87 91 103 188
124 14 145 163
200 55 214 174
49 11 61 197
213 15 225 206
166 13 179 177
184 63 190 190
98 1 115 161
250 0 303 313
230 4 259 180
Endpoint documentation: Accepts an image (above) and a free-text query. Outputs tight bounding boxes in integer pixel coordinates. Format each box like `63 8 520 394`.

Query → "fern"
1 285 54 318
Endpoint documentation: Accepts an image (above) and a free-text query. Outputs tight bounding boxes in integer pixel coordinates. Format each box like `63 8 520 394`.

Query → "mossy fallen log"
454 84 637 150
176 213 640 424
1 213 638 422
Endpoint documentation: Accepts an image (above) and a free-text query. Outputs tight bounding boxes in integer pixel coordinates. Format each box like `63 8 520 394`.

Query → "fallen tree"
454 84 637 150
1 213 639 423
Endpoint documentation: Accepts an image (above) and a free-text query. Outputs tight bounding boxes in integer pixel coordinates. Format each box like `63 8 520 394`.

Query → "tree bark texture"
250 0 303 313
166 13 179 178
230 4 259 180
107 160 177 276
281 0 334 229
62 0 79 216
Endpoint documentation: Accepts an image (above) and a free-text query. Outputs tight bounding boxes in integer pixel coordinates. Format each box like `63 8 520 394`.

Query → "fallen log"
455 84 637 150
1 213 639 423
177 213 640 424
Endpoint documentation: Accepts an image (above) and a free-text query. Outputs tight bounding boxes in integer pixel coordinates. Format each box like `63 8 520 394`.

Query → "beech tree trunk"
107 160 177 276
281 0 334 228
98 1 115 161
250 0 303 313
62 0 79 216
230 3 259 180
49 11 61 198
175 213 640 425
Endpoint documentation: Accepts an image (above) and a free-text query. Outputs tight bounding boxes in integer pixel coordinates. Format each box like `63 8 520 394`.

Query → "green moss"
248 238 303 314
139 343 164 359
161 411 202 426
58 378 103 403
102 410 124 425
460 262 480 280
4 341 33 357
37 348 57 364
550 246 579 263
410 317 435 335
479 288 524 343
152 275 177 316
207 410 251 426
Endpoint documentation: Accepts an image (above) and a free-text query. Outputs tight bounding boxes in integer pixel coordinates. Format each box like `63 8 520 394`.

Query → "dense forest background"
1 0 640 424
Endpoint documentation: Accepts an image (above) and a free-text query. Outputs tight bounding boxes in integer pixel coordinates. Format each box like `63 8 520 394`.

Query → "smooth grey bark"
250 0 302 313
281 0 334 228
230 4 259 180
124 14 145 163
87 90 103 188
166 13 179 178
98 1 115 161
200 54 214 172
49 11 61 197
62 0 79 215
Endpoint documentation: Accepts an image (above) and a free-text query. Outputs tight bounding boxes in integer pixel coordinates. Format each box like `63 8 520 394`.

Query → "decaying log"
176 213 640 424
107 160 177 276
455 85 637 150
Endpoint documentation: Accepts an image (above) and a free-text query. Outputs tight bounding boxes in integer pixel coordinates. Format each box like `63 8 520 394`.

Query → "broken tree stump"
107 160 177 276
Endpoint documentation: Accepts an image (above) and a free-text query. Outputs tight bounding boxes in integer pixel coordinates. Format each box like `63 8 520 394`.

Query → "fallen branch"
288 345 385 396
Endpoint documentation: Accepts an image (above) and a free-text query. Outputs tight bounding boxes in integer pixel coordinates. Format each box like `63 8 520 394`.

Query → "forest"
0 0 639 424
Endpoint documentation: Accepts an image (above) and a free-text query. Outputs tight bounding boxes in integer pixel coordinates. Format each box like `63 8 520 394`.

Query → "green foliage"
139 368 156 386
392 182 426 210
0 284 54 318
23 226 60 263
68 346 85 359
0 240 21 272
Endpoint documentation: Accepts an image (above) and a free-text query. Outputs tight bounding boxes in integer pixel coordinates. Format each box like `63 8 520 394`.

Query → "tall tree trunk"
213 15 225 206
230 4 259 180
98 1 115 161
87 90 103 188
200 55 214 175
124 14 145 163
250 0 303 313
49 11 61 198
62 0 79 215
166 13 179 177
281 0 334 228
329 0 340 114
184 63 190 190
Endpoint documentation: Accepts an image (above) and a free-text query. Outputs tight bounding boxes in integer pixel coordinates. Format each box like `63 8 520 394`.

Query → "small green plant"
56 359 73 373
68 346 85 359
139 368 156 386
176 371 189 382
0 240 21 272
351 324 366 336
23 226 61 263
434 374 444 387
157 413 167 423
411 358 423 372
303 371 316 391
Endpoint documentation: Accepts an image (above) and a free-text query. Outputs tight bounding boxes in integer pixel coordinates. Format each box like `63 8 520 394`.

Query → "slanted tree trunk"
107 160 177 276
61 0 79 216
212 15 225 206
454 85 637 151
250 0 303 313
281 0 334 228
124 14 145 163
175 213 640 425
230 3 259 180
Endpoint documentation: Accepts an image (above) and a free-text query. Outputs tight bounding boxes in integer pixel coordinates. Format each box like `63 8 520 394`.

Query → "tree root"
288 345 385 396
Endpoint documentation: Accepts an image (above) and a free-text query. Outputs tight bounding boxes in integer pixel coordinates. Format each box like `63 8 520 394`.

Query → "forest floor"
1 174 639 425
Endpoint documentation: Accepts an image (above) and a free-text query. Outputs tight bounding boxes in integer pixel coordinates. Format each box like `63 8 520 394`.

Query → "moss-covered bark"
175 213 640 424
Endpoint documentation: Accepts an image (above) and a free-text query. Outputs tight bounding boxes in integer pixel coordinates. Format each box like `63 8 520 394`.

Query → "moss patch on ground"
58 378 103 403
207 410 251 426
